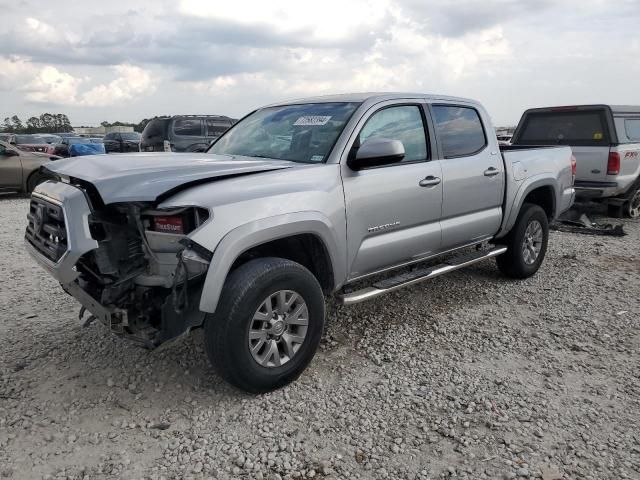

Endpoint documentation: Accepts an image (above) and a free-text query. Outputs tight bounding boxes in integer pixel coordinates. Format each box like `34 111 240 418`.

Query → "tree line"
1 114 152 134
2 113 73 134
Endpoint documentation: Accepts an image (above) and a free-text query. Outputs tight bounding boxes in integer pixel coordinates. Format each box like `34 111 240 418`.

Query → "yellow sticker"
593 132 603 140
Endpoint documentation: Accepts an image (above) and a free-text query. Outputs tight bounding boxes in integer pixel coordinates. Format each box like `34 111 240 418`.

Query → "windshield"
208 102 360 163
69 137 90 144
15 135 46 144
120 132 141 140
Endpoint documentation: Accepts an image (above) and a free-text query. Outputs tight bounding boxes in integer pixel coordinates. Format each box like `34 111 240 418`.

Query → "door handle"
419 176 441 187
484 167 500 177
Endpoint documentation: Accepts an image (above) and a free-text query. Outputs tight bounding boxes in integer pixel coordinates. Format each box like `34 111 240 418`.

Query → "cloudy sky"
1 0 639 126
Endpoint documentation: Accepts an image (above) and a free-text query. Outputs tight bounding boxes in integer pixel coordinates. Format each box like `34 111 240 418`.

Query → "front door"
341 103 443 280
431 104 504 249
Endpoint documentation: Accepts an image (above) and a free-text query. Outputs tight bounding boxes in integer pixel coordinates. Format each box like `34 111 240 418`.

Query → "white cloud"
80 65 155 106
16 63 154 108
0 0 639 125
179 0 391 41
25 66 84 104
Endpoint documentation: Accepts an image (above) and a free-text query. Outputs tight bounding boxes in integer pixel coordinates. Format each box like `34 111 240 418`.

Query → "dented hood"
44 152 295 203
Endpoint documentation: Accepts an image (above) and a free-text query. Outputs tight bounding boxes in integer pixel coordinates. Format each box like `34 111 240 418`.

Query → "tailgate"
572 146 611 182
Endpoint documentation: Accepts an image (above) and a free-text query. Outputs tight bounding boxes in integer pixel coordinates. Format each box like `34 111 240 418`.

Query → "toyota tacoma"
25 93 575 393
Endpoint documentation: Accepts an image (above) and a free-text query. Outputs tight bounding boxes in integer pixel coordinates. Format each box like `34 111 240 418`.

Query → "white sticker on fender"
293 116 332 126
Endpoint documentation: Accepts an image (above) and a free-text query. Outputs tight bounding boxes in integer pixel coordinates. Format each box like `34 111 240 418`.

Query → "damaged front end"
24 179 212 348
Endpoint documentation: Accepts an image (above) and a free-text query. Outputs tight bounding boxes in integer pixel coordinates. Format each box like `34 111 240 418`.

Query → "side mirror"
347 138 405 170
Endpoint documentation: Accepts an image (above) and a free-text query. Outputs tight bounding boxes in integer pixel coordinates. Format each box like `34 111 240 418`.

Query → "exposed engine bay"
63 186 212 348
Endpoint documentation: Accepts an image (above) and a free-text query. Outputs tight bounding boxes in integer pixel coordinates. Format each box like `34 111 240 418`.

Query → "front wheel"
496 203 549 279
27 172 51 193
204 257 325 393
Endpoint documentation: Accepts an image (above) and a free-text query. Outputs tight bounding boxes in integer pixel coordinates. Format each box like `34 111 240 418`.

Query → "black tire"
204 257 325 393
608 203 624 218
623 184 640 219
496 203 549 279
26 172 50 193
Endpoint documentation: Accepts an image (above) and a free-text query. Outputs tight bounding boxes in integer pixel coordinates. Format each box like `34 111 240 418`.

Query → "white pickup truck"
25 93 575 392
512 104 640 217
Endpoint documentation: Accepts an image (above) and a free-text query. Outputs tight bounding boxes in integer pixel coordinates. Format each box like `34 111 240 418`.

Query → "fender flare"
500 175 558 236
198 211 345 313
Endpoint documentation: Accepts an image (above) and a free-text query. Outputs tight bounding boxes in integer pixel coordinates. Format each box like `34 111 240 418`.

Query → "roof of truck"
523 104 640 115
264 92 480 107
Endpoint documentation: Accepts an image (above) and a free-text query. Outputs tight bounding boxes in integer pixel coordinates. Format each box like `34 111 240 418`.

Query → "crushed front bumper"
24 181 98 285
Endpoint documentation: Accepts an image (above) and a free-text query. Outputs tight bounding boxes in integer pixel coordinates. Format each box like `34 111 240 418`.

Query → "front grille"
25 196 68 262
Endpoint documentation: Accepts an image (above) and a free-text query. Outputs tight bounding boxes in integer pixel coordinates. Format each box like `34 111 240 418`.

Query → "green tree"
26 117 42 133
11 115 23 132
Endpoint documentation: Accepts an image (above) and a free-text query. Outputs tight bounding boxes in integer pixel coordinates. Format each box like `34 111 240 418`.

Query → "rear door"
431 104 504 249
341 101 443 279
514 108 612 183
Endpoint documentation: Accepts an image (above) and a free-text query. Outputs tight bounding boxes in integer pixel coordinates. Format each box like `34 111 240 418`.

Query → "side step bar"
339 246 507 305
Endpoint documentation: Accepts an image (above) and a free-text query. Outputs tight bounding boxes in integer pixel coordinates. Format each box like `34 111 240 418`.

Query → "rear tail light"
607 152 620 175
153 215 184 234
570 154 577 184
163 140 172 152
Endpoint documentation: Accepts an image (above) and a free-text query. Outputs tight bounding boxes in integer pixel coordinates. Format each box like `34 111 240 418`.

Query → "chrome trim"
340 246 507 305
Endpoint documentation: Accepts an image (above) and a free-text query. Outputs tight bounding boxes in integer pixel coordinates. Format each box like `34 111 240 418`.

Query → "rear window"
174 118 202 136
625 119 640 141
517 110 610 146
432 105 486 158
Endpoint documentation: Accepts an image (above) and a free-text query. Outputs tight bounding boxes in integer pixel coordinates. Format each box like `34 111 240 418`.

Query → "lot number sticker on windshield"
294 116 332 126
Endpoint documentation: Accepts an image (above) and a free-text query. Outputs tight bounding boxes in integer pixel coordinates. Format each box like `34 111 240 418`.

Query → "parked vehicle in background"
103 131 141 153
36 134 63 145
13 134 57 155
0 140 57 193
512 105 640 217
54 137 105 157
140 115 234 153
496 134 512 145
0 133 14 143
25 93 575 393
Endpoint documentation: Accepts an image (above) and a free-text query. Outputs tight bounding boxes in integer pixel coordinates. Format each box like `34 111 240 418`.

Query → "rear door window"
432 105 487 158
206 119 230 137
173 118 202 137
517 110 609 146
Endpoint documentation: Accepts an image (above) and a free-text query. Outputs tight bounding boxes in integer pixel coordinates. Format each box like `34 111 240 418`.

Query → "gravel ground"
0 195 639 480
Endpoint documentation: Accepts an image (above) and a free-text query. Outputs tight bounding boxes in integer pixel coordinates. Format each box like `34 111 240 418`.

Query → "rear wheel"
624 185 640 219
204 257 325 393
496 203 549 279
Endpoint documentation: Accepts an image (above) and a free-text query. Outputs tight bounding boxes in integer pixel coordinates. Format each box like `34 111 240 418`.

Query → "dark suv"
103 132 141 153
140 115 234 153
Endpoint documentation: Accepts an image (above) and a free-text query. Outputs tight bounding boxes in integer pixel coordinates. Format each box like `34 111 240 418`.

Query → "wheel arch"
199 212 345 313
499 177 558 237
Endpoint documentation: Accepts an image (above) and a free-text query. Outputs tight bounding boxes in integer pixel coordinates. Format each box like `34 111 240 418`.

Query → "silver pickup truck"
25 93 575 392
